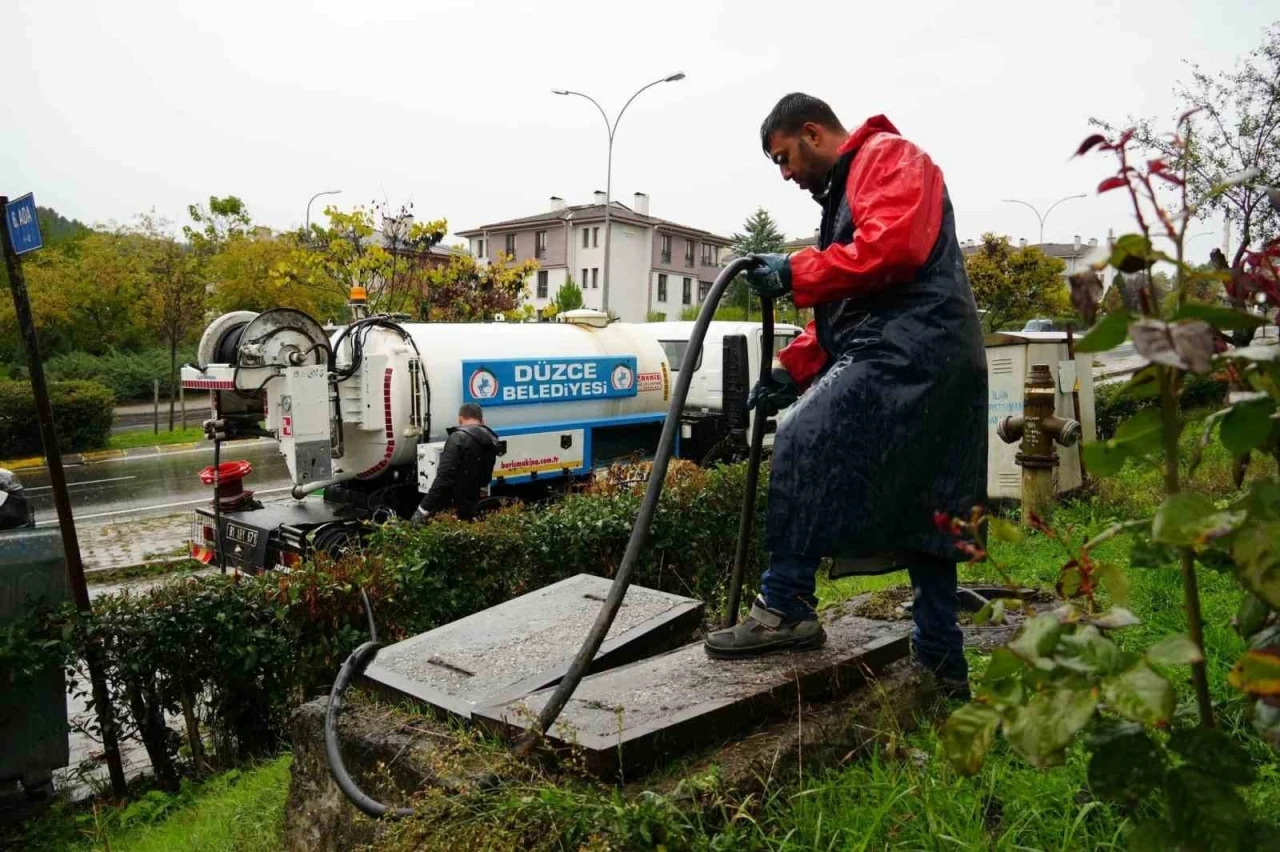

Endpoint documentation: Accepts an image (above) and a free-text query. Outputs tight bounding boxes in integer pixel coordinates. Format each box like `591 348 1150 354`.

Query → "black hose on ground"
514 256 765 755
324 640 414 820
323 585 417 819
323 257 772 816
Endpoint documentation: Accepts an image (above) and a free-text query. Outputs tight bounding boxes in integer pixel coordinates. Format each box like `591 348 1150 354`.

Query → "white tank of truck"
325 316 671 485
180 306 766 572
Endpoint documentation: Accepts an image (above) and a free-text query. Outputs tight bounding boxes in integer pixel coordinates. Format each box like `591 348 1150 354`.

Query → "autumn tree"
136 214 206 429
207 232 345 320
1092 22 1280 342
965 233 1069 332
421 251 538 322
4 229 152 359
279 203 447 315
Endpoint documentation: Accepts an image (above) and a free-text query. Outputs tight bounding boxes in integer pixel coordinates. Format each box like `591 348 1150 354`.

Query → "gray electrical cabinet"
0 528 70 797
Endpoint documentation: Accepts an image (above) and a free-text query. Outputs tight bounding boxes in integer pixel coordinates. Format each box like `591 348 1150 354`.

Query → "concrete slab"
476 610 910 777
362 574 703 720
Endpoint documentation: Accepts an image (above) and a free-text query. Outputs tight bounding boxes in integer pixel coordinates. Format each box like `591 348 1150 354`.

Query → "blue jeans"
760 554 967 681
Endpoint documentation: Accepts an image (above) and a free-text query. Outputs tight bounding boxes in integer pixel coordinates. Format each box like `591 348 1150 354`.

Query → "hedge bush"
41 347 198 402
0 379 115 457
1 460 766 788
1094 371 1228 439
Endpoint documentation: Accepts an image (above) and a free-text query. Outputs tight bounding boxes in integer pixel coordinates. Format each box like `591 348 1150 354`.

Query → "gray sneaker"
704 598 826 659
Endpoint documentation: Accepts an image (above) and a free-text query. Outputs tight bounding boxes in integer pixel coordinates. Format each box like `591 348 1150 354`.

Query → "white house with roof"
457 193 732 322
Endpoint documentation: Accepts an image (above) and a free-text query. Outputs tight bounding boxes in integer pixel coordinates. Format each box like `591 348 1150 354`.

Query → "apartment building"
457 192 732 321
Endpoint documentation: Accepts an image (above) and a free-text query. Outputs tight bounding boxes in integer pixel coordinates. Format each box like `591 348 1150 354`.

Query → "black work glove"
744 253 792 299
747 364 799 416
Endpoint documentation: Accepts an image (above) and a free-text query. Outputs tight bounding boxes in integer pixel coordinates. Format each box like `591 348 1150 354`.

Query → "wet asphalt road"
22 440 292 526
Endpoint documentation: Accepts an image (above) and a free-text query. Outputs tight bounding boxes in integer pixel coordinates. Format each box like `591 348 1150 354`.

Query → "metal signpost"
1 194 127 797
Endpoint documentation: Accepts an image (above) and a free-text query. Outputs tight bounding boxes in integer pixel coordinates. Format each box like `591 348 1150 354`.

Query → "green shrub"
0 379 115 456
43 347 197 402
1094 371 1228 439
4 459 764 784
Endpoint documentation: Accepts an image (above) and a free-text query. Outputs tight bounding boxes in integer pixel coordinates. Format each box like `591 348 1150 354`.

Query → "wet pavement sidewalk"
80 513 193 574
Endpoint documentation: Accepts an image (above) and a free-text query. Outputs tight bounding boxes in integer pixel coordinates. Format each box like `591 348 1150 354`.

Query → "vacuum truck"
181 299 800 573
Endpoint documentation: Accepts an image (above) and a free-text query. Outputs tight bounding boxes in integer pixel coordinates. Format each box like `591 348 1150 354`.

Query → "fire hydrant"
996 363 1081 523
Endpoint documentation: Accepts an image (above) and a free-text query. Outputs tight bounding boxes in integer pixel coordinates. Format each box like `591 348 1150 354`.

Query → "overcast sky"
5 1 1274 254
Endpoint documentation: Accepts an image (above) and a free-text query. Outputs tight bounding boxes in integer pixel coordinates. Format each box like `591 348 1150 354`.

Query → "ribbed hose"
515 256 766 754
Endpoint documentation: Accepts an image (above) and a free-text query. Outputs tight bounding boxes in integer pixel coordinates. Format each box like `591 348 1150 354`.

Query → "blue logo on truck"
462 357 639 407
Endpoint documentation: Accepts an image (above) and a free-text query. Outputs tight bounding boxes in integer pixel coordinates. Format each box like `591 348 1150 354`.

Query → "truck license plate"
225 522 260 548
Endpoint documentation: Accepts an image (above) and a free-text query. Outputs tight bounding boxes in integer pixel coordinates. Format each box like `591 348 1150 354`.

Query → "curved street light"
1002 194 1087 245
553 72 686 313
305 189 342 231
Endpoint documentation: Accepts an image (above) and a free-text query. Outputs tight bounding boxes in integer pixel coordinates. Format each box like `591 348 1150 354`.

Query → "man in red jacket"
703 94 988 699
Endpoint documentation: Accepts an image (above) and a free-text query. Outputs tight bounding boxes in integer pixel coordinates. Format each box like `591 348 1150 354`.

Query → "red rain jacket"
777 116 946 388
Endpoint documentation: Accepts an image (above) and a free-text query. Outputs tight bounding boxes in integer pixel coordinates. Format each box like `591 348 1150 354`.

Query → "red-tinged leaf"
1098 176 1129 194
1118 128 1135 146
1075 134 1108 157
1148 159 1168 173
1178 106 1205 125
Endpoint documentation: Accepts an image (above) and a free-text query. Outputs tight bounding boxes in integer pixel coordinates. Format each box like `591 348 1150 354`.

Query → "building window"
657 273 668 302
592 268 599 289
592 227 599 247
582 228 590 248
701 243 717 265
504 234 516 257
475 238 485 258
582 268 588 287
684 239 694 267
698 280 710 302
660 234 671 263
536 231 547 258
682 277 692 305
536 270 549 299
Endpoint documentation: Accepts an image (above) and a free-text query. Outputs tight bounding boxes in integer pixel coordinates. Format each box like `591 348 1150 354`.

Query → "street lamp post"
553 73 685 314
305 189 342 232
1002 194 1087 246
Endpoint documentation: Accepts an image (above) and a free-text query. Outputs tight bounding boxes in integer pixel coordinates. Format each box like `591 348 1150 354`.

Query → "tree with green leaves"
35 206 90 247
728 207 788 318
185 196 251 256
553 275 583 313
965 234 1069 332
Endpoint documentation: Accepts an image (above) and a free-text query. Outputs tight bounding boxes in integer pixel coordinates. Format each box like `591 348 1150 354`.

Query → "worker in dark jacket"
704 94 988 698
412 404 501 523
0 468 35 531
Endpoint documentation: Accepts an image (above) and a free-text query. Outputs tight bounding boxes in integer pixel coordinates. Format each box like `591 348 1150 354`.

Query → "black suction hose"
515 256 765 754
725 298 773 626
324 257 771 816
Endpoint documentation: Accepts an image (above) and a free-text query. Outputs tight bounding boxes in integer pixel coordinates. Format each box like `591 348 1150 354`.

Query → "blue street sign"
5 194 43 255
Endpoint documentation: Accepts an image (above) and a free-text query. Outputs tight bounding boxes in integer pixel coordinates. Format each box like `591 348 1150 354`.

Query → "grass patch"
107 427 206 450
18 756 291 852
377 411 1279 851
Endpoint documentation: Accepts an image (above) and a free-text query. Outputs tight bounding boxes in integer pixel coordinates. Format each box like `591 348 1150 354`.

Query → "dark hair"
458 403 483 421
760 93 844 153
